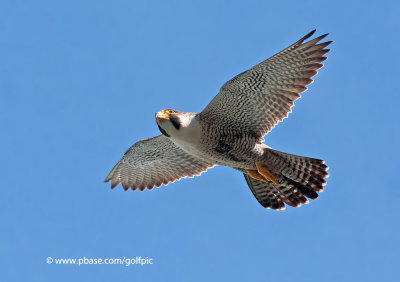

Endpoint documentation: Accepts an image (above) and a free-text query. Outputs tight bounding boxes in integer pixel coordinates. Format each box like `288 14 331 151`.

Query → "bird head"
155 109 195 138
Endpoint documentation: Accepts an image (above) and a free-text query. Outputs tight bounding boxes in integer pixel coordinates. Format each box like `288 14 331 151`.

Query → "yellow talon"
255 163 279 185
246 169 268 182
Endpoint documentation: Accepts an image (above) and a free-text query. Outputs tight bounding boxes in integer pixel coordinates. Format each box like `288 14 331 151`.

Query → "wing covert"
200 30 332 138
105 135 215 191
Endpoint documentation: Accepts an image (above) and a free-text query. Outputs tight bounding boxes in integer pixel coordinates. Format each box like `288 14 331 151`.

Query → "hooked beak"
156 111 169 122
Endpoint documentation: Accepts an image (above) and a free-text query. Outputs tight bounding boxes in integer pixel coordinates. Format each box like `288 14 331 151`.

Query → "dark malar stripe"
169 115 181 130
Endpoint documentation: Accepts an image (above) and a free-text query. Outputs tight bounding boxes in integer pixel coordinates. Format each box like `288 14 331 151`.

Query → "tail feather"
244 148 329 210
244 174 286 210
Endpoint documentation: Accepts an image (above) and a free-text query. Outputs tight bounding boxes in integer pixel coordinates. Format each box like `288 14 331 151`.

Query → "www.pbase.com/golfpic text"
46 256 154 267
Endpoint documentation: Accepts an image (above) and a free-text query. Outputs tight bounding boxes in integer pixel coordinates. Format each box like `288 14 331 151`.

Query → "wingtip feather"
297 29 317 44
104 174 112 183
111 180 120 189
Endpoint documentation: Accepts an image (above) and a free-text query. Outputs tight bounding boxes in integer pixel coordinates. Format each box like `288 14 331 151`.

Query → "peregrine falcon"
105 30 331 210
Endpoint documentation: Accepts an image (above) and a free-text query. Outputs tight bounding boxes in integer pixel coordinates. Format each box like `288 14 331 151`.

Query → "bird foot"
246 163 279 184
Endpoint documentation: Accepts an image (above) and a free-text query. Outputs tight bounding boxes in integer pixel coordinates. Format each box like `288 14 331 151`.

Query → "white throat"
168 115 202 154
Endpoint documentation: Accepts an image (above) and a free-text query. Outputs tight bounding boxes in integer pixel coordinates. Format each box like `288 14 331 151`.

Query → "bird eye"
166 109 175 114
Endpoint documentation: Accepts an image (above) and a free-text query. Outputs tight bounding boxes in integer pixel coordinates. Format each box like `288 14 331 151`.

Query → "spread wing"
200 30 332 139
105 135 215 191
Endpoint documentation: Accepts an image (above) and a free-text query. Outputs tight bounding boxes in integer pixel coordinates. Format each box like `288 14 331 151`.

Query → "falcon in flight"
105 30 331 210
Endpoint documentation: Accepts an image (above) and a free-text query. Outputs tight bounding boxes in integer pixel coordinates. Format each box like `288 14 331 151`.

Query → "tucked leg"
255 163 279 184
245 169 268 182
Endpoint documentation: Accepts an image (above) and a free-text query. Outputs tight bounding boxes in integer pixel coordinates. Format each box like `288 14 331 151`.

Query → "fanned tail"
245 148 329 210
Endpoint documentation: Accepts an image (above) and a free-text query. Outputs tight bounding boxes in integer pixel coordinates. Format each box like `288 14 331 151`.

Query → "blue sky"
1 1 399 281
